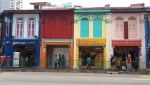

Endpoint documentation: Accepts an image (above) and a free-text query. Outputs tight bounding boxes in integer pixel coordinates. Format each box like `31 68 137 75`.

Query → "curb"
1 69 150 74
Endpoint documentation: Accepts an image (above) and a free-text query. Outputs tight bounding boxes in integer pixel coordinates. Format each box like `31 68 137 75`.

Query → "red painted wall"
41 10 74 39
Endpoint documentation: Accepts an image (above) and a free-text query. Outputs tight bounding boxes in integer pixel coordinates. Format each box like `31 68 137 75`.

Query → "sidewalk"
1 67 150 74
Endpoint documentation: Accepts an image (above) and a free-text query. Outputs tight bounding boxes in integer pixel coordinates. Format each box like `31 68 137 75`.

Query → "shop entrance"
79 46 103 67
46 45 70 68
113 46 139 69
14 46 36 67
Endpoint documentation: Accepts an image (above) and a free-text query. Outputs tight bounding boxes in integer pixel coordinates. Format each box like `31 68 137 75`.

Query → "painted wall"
144 12 150 68
41 10 74 39
111 13 145 69
12 14 39 38
73 10 110 69
1 13 41 67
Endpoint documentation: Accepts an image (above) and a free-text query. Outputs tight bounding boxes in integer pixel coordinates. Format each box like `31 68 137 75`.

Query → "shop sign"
13 41 37 45
77 39 106 46
5 41 10 44
112 40 141 46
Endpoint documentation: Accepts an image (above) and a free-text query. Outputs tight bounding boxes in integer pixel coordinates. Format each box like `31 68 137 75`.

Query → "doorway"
14 46 36 67
46 45 70 68
79 46 103 67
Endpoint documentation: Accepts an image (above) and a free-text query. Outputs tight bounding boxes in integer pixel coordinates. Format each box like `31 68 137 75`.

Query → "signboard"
112 40 141 46
12 41 37 45
76 39 106 46
124 22 128 39
13 52 20 67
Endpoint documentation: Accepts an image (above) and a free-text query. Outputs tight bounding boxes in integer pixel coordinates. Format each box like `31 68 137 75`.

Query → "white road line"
133 78 150 80
141 76 150 78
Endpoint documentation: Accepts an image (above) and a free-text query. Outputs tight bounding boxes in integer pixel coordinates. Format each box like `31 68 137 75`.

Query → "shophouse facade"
0 10 41 67
73 8 110 70
110 4 145 69
145 8 150 68
40 9 74 68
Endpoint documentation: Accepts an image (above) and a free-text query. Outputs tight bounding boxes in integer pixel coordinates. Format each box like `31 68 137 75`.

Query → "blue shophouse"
0 10 41 67
145 8 150 68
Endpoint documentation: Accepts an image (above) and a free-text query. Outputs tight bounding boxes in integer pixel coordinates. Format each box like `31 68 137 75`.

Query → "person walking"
6 54 11 68
127 54 134 72
110 55 114 69
87 56 91 70
54 55 58 69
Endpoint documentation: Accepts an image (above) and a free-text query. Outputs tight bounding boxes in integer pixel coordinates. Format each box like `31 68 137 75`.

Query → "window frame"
27 17 36 38
16 17 24 38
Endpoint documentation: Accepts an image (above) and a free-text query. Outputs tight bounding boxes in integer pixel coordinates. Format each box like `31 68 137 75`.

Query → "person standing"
58 54 62 68
54 55 58 69
0 54 5 69
6 54 11 67
87 56 91 70
61 55 65 68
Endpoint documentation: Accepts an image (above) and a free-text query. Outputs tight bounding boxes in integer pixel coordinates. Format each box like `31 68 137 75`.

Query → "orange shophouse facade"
40 9 74 68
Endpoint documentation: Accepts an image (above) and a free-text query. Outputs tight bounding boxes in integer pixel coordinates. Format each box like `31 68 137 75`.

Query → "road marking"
105 78 118 80
25 76 39 78
133 78 150 80
141 76 150 78
78 76 92 80
51 76 65 79
2 76 13 78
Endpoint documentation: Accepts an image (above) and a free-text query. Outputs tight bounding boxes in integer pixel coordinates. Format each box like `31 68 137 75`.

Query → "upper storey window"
93 17 102 38
80 18 89 38
27 17 36 37
16 17 24 37
115 17 124 38
128 17 137 38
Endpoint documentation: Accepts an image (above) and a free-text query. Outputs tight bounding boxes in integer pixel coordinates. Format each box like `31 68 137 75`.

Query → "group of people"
110 54 135 72
54 54 65 69
0 54 11 69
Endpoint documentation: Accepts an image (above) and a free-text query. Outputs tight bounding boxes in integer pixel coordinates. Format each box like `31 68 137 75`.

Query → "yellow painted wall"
74 13 110 70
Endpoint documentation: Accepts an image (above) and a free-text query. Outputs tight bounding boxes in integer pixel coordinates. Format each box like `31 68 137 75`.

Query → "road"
0 72 150 85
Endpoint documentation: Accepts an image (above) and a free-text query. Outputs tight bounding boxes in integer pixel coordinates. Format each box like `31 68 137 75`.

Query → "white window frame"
27 17 36 38
16 17 24 38
115 17 124 38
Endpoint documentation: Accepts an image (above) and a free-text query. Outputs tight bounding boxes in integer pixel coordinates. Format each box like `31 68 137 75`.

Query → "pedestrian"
111 56 117 71
6 54 11 68
116 56 122 70
54 55 58 69
0 54 5 69
87 56 91 70
61 55 65 68
110 55 114 69
58 54 62 68
25 56 29 67
127 54 134 72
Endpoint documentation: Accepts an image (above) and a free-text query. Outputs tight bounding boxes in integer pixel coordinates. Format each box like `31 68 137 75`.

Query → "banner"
13 52 20 67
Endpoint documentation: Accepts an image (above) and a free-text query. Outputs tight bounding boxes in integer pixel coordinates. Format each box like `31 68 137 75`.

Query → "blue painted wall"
1 13 41 67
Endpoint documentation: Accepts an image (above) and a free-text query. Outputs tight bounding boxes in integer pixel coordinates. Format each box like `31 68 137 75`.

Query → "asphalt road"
0 72 150 85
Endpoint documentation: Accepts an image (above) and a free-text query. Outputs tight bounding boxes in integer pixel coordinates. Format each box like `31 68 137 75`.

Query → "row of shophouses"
0 3 150 70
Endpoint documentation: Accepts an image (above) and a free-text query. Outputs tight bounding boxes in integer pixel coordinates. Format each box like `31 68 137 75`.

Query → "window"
93 17 102 38
80 18 89 37
27 17 36 37
16 17 24 37
128 17 137 38
115 17 124 38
